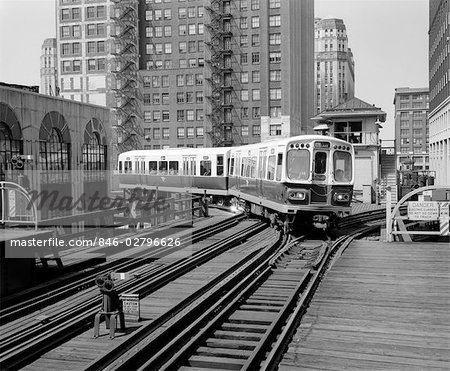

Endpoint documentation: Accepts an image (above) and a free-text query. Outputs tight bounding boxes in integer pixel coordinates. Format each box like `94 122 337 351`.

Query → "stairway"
379 154 398 205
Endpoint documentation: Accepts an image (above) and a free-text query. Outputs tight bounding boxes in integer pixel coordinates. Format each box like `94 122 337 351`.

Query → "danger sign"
408 201 440 221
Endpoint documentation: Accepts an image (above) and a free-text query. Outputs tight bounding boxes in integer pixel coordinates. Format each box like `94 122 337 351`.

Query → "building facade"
393 87 429 172
314 17 354 114
139 0 314 149
428 0 449 185
40 38 58 96
55 0 115 107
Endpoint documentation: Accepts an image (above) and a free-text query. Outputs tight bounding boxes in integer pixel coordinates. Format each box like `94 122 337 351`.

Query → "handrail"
0 181 38 230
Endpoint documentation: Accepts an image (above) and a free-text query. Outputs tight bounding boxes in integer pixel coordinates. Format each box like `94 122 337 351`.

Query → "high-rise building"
393 87 429 171
428 0 449 185
139 0 314 149
55 0 114 106
40 38 58 96
314 18 354 114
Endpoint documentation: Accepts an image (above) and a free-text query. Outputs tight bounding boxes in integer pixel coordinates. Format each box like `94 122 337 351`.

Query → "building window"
251 16 260 28
269 15 281 27
241 107 249 119
240 53 248 64
252 89 260 101
269 88 282 100
153 128 161 140
270 106 281 117
241 72 249 83
187 127 195 138
187 110 194 121
269 70 281 81
270 124 282 136
241 90 249 101
241 126 249 136
196 92 203 103
251 0 260 10
196 127 204 138
162 111 170 121
162 128 170 139
252 52 260 64
269 52 281 63
177 127 185 138
240 17 248 29
251 34 260 47
269 33 281 45
252 125 261 136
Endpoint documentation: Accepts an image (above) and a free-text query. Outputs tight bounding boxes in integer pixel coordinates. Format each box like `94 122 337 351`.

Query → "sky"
0 0 429 141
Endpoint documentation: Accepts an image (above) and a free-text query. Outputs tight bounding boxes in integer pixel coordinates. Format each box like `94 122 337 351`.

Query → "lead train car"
116 135 354 229
228 135 354 229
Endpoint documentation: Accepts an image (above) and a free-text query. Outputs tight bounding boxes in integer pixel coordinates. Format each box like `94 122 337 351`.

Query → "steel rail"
0 213 244 323
0 219 265 370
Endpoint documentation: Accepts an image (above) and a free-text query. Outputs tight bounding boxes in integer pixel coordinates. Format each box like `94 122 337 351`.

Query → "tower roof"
312 97 386 121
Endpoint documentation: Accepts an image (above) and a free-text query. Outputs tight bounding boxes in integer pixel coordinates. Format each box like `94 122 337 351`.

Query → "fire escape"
205 0 240 147
111 0 143 152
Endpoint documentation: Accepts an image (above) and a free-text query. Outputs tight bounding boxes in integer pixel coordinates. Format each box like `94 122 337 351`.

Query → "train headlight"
333 192 350 202
288 191 306 200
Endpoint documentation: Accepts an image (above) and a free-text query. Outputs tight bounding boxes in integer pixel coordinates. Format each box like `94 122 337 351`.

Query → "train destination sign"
408 201 440 221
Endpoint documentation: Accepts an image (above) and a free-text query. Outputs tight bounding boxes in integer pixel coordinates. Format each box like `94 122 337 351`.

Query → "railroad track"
0 213 244 323
88 224 380 371
0 216 267 370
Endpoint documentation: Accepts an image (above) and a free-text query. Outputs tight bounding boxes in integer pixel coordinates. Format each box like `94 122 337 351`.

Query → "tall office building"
139 0 314 149
314 18 354 114
55 0 114 106
428 0 449 185
40 38 58 96
393 87 429 171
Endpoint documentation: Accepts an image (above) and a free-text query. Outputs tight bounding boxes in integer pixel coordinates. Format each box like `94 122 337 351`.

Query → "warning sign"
408 201 440 221
120 293 140 322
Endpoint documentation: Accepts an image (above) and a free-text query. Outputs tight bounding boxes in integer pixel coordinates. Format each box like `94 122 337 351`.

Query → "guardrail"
386 185 450 242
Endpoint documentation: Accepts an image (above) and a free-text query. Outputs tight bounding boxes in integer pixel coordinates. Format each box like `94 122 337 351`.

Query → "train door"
182 156 196 187
257 149 267 197
235 152 241 190
313 150 329 183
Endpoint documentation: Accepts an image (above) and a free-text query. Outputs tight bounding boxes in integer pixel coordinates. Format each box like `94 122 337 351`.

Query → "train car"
228 135 354 230
116 135 354 231
117 147 229 196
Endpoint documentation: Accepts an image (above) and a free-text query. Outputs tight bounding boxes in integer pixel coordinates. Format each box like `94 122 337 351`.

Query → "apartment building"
393 87 429 171
139 0 314 149
314 17 354 114
55 0 114 106
428 0 449 185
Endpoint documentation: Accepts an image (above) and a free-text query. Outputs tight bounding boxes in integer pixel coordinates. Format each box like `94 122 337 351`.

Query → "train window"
287 150 310 180
229 158 235 175
159 161 168 174
135 161 139 173
200 160 211 176
141 161 145 173
333 151 352 181
217 155 224 176
191 158 196 175
118 161 123 173
259 152 267 179
124 161 132 173
314 152 327 174
276 153 283 181
250 156 257 178
149 161 157 174
241 158 245 177
267 155 276 180
244 158 251 178
169 161 179 175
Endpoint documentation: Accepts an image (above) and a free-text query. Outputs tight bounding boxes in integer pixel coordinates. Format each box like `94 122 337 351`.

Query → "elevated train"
116 135 354 231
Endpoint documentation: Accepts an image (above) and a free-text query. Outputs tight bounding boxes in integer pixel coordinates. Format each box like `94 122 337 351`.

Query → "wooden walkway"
280 240 450 370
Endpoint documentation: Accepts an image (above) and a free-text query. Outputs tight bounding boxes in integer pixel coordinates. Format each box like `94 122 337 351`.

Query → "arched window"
83 118 107 171
40 128 70 170
0 103 23 178
39 111 71 171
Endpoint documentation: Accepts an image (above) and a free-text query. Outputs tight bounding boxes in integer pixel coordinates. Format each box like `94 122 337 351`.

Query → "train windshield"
333 151 352 181
287 150 310 180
